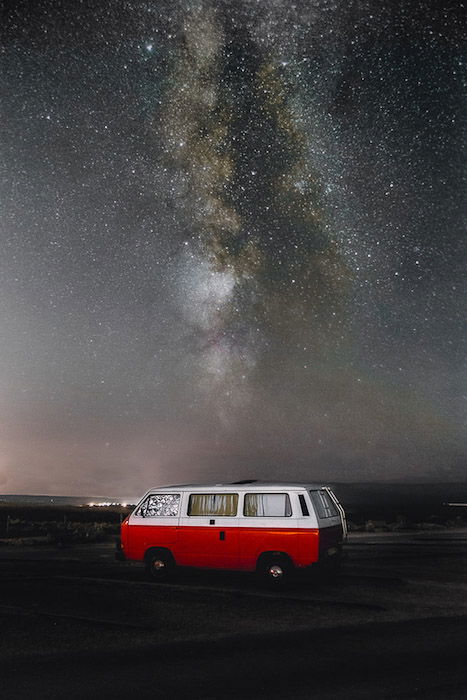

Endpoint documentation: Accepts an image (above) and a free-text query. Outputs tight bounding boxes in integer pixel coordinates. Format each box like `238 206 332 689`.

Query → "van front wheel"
145 550 174 581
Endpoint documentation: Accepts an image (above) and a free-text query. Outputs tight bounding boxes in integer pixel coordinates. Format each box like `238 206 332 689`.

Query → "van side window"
244 493 292 517
188 493 238 516
135 493 180 517
310 490 338 519
298 494 310 516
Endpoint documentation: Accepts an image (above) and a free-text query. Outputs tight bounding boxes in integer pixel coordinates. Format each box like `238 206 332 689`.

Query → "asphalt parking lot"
1 529 467 699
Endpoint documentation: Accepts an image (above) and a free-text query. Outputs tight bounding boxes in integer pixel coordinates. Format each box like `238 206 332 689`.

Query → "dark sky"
1 0 465 497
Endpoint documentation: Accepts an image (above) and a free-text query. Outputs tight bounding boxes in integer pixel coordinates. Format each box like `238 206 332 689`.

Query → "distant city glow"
88 502 130 507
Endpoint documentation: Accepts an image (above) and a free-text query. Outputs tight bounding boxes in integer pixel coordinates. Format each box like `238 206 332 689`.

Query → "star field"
0 0 465 495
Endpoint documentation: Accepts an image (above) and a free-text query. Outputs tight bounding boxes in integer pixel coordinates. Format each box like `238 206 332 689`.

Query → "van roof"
146 481 333 492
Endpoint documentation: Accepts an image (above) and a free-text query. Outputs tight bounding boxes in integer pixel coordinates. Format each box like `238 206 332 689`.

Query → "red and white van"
117 481 347 583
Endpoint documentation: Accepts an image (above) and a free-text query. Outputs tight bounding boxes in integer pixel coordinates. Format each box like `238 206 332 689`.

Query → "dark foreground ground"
1 529 467 699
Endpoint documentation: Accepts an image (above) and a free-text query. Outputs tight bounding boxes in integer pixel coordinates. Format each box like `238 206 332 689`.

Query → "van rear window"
244 493 292 517
135 493 180 517
188 493 238 516
310 490 338 519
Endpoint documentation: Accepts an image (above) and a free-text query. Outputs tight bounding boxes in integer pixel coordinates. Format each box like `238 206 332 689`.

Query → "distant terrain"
330 481 467 526
2 480 467 511
0 494 135 506
0 501 131 545
0 482 466 545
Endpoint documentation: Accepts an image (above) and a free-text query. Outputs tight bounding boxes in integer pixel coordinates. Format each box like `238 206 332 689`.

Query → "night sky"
1 0 465 497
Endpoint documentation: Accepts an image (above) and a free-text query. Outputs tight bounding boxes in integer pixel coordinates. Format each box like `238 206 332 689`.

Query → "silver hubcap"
268 564 283 579
152 559 165 571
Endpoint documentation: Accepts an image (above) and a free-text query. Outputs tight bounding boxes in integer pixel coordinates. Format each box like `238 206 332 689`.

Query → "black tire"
257 555 292 587
145 550 174 581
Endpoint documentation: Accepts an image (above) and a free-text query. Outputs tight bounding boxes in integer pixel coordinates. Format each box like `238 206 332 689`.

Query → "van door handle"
219 531 225 541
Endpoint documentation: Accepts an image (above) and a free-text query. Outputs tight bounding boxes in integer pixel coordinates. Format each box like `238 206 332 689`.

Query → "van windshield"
135 493 180 517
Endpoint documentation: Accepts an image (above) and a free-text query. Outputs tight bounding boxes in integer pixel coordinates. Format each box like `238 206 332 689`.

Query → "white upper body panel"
129 481 345 532
144 481 334 492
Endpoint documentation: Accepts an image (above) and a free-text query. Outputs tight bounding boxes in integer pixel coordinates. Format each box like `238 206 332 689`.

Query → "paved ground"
1 529 467 698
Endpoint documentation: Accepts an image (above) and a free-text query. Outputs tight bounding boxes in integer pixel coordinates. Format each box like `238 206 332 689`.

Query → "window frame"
243 492 293 518
309 489 339 519
134 492 181 518
187 492 239 517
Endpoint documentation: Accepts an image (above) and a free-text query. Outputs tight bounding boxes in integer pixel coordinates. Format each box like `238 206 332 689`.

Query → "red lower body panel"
123 524 325 571
123 524 177 562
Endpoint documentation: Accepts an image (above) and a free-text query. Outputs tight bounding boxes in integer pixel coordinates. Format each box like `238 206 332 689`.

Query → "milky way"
0 0 465 496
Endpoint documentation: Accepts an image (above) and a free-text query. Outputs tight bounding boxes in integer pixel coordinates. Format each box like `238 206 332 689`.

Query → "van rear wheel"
145 550 174 581
258 555 292 587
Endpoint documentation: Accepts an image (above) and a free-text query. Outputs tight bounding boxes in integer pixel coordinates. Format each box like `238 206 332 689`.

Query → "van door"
177 492 239 569
127 492 181 561
239 492 299 571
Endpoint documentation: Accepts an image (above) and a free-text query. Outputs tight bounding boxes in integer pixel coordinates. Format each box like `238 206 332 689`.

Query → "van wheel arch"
144 547 175 581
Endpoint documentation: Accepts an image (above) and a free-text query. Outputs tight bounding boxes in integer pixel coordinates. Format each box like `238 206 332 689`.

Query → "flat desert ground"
1 529 467 699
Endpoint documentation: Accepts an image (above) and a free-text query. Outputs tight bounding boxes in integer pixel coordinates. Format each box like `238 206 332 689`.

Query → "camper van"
117 481 347 583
